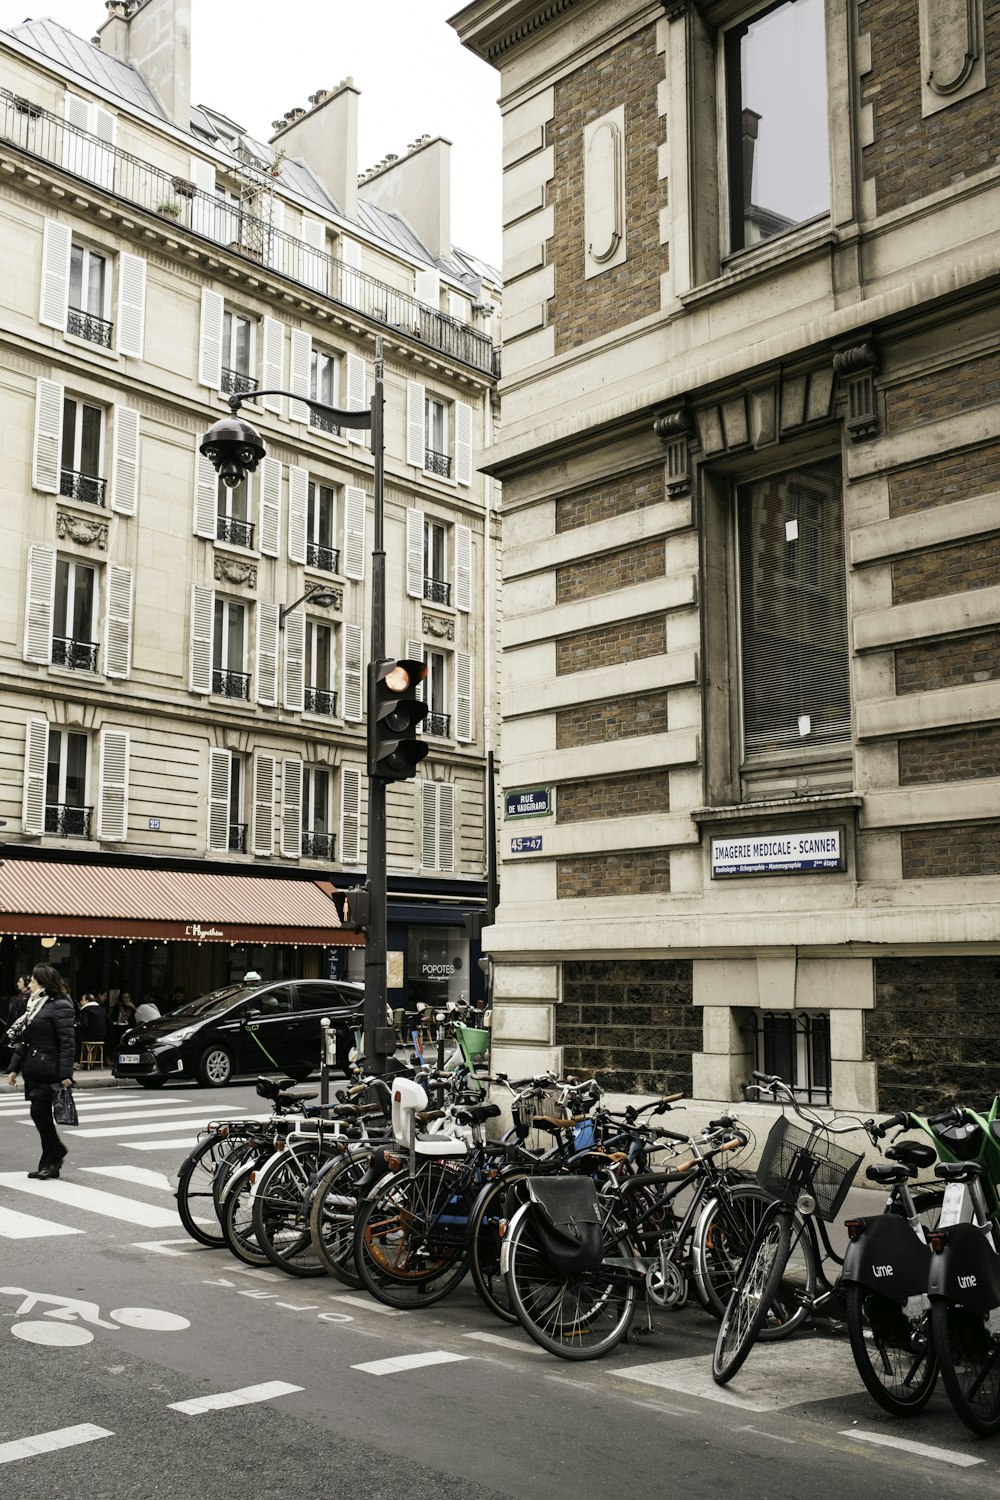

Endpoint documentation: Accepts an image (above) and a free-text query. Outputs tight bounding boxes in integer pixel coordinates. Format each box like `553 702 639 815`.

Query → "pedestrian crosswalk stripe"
20 1104 240 1126
67 1120 227 1139
84 1166 175 1192
0 1424 113 1465
0 1204 84 1240
125 1138 205 1151
0 1172 180 1227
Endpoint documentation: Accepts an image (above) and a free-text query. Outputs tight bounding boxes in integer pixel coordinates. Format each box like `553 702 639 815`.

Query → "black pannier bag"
525 1177 605 1273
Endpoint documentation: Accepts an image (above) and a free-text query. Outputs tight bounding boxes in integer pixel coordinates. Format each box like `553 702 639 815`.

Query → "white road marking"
0 1173 180 1227
111 1306 190 1330
0 1096 194 1113
131 1240 196 1257
327 1293 407 1317
69 1120 226 1139
463 1330 544 1354
21 1105 238 1129
125 1138 206 1151
618 1341 865 1412
168 1381 303 1415
0 1205 83 1240
84 1166 175 1192
842 1430 984 1469
12 1322 93 1347
0 1424 113 1463
352 1351 470 1376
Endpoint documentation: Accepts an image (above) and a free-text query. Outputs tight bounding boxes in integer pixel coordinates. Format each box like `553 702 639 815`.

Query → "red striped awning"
0 862 362 947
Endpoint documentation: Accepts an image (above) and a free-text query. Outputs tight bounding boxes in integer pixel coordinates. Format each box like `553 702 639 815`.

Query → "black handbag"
52 1084 79 1126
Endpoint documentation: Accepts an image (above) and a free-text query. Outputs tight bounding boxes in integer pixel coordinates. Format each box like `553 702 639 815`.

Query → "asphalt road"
1 1078 997 1499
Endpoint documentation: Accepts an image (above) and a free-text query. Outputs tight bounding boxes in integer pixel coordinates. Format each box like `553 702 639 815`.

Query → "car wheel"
197 1045 234 1087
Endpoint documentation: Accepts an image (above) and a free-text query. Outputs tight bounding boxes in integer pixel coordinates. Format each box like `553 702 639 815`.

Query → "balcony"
425 448 452 479
67 306 113 349
216 515 255 549
309 409 341 437
52 636 98 672
307 541 339 573
305 686 337 716
212 669 251 700
45 803 92 838
0 89 498 378
424 711 451 738
229 822 247 853
60 469 106 506
221 367 258 398
302 830 335 860
423 577 451 607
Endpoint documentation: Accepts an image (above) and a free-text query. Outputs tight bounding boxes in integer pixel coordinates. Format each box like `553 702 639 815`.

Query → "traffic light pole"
364 340 389 1076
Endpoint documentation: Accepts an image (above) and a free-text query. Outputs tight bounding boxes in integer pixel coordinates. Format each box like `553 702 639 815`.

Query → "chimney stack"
358 135 452 261
269 79 359 219
97 0 191 132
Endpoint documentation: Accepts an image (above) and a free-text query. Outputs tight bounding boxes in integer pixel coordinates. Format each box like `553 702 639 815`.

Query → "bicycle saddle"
885 1139 936 1171
935 1159 985 1181
454 1103 502 1127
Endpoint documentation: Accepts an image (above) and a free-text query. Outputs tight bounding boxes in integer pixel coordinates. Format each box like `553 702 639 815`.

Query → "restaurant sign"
711 828 845 878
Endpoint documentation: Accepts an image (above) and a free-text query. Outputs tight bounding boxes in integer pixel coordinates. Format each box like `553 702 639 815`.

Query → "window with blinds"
737 458 849 758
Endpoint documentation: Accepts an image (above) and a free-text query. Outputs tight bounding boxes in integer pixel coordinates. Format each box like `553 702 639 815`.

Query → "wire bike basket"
757 1117 862 1222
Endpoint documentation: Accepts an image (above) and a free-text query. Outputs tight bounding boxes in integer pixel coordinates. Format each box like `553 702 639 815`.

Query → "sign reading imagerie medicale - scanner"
711 828 845 878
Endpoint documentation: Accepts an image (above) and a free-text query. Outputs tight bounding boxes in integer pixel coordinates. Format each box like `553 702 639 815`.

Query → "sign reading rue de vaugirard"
504 786 551 819
711 828 846 879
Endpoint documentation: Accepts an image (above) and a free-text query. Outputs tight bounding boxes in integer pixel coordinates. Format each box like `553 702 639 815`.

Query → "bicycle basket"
512 1088 561 1140
756 1116 862 1221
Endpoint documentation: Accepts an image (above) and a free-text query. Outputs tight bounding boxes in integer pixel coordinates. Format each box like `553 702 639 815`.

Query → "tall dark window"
46 729 89 837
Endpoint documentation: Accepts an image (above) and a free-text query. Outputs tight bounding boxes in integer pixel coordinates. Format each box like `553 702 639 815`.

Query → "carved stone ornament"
422 613 455 641
214 556 258 588
925 0 981 93
56 511 108 550
653 408 692 498
833 342 880 443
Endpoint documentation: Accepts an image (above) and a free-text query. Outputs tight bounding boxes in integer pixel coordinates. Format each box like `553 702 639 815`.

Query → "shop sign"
711 828 845 878
511 835 543 854
420 960 456 979
505 787 551 819
184 922 225 938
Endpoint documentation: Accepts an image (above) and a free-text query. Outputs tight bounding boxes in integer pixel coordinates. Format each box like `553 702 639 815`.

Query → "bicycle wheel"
176 1128 253 1249
252 1146 331 1277
468 1171 533 1323
931 1299 1000 1436
845 1285 937 1416
695 1182 815 1338
503 1202 637 1361
713 1211 791 1385
354 1164 473 1309
221 1159 272 1266
308 1148 379 1288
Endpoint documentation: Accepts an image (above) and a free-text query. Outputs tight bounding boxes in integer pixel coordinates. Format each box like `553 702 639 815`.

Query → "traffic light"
368 658 429 780
339 885 370 932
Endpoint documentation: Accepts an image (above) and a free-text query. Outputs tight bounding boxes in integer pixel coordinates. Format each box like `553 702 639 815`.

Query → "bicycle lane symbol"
0 1286 191 1347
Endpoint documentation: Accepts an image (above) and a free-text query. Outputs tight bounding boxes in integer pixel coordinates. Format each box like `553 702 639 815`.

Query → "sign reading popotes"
711 828 845 878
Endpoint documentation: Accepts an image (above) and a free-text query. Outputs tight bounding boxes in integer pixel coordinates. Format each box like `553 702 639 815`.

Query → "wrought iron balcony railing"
221 367 258 397
0 89 498 378
216 515 255 549
304 686 337 716
425 448 452 479
229 821 247 853
302 830 335 859
306 541 339 573
67 306 113 348
45 803 92 838
212 668 251 700
424 711 451 737
52 636 98 671
309 408 341 436
423 576 451 607
60 469 106 506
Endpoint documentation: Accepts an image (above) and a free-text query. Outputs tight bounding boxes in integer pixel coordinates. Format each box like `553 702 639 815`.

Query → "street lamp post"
200 339 392 1074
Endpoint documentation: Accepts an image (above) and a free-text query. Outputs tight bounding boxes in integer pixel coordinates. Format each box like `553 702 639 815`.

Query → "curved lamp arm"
227 388 372 432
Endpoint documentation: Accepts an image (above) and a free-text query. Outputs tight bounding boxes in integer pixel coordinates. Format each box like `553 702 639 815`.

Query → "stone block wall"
867 957 1000 1111
556 958 699 1095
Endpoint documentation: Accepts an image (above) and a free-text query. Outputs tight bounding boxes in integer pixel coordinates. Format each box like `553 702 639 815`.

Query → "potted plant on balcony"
157 201 182 219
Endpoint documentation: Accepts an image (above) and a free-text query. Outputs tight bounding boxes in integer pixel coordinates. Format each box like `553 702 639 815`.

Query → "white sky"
13 1 503 264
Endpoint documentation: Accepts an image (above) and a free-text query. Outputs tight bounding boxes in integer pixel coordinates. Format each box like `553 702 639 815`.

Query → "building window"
45 728 90 838
227 756 247 852
302 766 334 859
307 480 339 572
222 310 255 396
216 474 254 549
61 396 105 506
748 1010 831 1106
67 242 112 347
212 597 249 699
425 396 451 478
424 519 449 605
737 458 848 760
309 350 341 435
53 557 97 672
724 0 829 252
425 650 450 738
305 620 336 716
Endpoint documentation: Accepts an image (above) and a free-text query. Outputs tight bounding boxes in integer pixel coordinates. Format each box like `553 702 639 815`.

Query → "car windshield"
166 985 256 1021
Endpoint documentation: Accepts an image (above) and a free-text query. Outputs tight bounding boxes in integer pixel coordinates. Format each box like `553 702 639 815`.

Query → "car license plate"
118 1052 141 1065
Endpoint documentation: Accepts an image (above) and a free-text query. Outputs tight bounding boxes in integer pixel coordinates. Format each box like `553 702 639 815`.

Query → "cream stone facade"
455 0 1000 1115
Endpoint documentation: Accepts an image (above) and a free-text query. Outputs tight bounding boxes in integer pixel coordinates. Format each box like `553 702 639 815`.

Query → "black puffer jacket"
9 994 76 1084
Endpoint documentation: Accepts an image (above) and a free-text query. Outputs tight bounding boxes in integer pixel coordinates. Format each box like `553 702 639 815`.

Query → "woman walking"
5 963 76 1179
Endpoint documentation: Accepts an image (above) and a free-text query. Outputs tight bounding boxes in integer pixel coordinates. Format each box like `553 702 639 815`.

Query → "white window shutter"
342 623 363 722
339 236 362 309
198 288 224 390
346 353 366 445
281 757 303 859
343 486 366 580
259 457 282 558
455 651 473 743
32 377 64 494
22 718 49 836
24 544 55 665
104 563 134 680
421 782 437 870
251 751 276 857
406 508 424 597
116 252 146 358
283 608 305 712
287 465 307 565
301 216 328 294
262 317 285 414
290 328 311 422
189 584 214 694
256 601 280 706
448 291 468 322
111 406 140 516
415 268 440 308
454 523 473 613
406 381 426 467
455 401 473 486
438 783 455 871
91 105 116 190
194 449 218 538
340 766 362 865
97 728 129 842
189 155 217 239
207 748 230 853
39 218 71 331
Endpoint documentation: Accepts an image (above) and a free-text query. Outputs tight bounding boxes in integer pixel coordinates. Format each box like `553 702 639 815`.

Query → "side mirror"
243 1005 262 1021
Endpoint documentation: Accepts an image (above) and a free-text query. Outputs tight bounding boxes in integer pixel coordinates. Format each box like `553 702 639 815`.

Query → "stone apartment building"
0 0 501 1009
454 0 1000 1114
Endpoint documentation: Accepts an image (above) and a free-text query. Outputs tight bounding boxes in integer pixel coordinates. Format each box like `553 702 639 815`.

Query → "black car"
111 978 364 1088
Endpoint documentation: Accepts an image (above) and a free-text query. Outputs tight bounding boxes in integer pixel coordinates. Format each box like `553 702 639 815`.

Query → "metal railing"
229 822 247 853
305 686 337 716
60 470 106 506
423 577 451 607
302 830 335 859
216 515 255 549
425 448 452 479
45 803 92 838
424 711 451 737
67 306 113 348
306 541 339 573
212 668 251 700
222 367 257 397
0 89 498 378
52 636 98 671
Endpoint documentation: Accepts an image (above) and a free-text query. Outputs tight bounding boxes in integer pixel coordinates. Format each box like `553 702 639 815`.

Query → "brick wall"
884 350 1000 431
892 537 1000 605
556 849 671 898
867 957 1000 1111
899 725 1000 783
860 0 1000 217
557 768 671 823
546 25 664 354
556 691 669 748
901 825 1000 878
555 614 666 675
556 537 665 603
895 630 1000 693
556 957 698 1095
556 467 663 532
889 441 1000 516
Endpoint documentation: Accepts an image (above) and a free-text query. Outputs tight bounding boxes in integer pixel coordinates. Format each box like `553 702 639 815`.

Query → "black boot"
36 1163 61 1180
27 1155 47 1179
